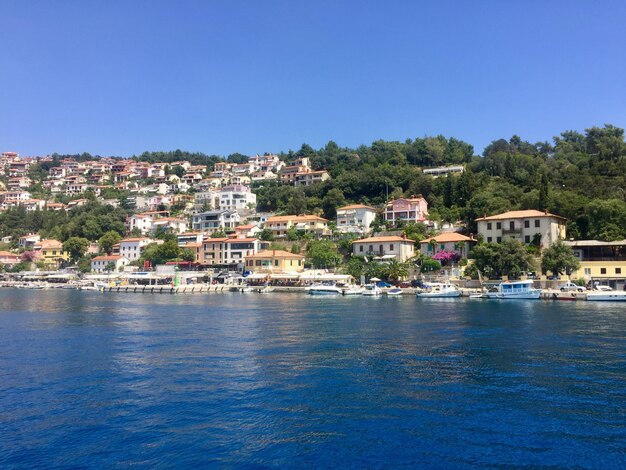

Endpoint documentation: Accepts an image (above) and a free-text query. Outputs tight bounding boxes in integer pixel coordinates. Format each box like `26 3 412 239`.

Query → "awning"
246 273 269 280
374 255 396 260
270 273 300 280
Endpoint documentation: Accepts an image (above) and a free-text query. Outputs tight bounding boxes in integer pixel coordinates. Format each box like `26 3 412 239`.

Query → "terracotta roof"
120 237 150 242
35 240 63 249
92 255 123 261
0 251 19 258
184 242 202 248
224 237 259 243
420 233 475 244
246 250 305 259
352 236 412 244
476 210 566 221
266 215 329 223
337 204 377 211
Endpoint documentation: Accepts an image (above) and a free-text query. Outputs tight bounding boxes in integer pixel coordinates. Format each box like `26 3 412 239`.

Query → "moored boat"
586 286 626 301
361 284 382 296
485 280 541 299
416 282 461 298
306 283 343 295
342 285 364 295
385 287 403 296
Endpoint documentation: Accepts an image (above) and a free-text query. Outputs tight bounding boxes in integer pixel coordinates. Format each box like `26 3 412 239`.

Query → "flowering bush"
432 250 460 265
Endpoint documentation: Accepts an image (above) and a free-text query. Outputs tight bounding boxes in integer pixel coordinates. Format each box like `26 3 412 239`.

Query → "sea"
1 289 625 468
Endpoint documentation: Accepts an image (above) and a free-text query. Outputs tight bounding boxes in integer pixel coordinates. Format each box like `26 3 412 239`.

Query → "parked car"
558 281 586 292
375 281 392 288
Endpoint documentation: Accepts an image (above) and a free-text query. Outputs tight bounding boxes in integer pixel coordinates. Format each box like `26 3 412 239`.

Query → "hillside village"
0 132 625 291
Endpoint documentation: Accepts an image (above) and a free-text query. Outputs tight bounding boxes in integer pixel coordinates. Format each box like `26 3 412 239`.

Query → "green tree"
306 240 341 268
382 259 409 282
321 188 346 220
62 237 90 263
541 239 580 276
420 257 442 273
258 228 275 241
180 248 195 262
99 231 122 255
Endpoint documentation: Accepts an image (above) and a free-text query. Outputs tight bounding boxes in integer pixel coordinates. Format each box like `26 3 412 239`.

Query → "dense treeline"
256 125 626 240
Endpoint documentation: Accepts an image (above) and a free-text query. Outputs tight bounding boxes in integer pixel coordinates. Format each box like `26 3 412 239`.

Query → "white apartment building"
117 238 154 261
218 184 256 212
192 210 240 233
336 204 378 235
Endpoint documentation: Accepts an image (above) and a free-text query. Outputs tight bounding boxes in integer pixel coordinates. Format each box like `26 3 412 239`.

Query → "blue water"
1 290 625 468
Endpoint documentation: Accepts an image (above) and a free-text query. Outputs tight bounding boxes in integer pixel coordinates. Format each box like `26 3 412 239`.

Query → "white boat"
361 284 382 296
586 286 626 301
385 288 403 296
306 283 343 295
257 285 274 294
485 280 541 299
342 285 364 295
416 282 461 298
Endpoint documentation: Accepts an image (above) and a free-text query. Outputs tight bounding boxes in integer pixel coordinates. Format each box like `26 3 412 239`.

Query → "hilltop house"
264 215 330 238
384 196 429 226
336 204 377 235
192 210 240 233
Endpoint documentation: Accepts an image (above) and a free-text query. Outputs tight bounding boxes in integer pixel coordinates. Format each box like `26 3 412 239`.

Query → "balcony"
502 228 522 235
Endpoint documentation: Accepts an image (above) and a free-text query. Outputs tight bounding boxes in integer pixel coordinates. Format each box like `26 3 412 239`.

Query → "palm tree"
383 259 409 282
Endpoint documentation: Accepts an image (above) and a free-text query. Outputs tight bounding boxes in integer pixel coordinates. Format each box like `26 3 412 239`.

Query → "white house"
192 210 240 233
118 238 154 261
352 235 415 262
91 255 130 273
476 210 566 248
218 184 256 212
336 204 378 235
150 217 188 235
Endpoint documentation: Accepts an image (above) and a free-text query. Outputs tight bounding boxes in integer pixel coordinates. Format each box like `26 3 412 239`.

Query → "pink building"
384 196 429 225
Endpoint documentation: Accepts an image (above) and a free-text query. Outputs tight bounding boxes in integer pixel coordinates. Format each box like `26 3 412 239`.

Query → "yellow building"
245 249 305 273
33 239 68 268
264 215 330 238
566 239 626 290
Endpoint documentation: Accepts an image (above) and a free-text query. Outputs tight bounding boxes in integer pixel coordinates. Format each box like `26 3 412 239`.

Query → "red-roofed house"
336 204 378 235
419 233 476 258
476 210 566 248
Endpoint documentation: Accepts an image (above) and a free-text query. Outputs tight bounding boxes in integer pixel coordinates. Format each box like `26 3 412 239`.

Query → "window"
525 236 530 243
440 244 445 250
390 244 394 251
274 260 278 266
535 220 540 228
487 237 492 243
584 268 591 275
496 222 501 229
359 245 363 252
600 268 607 274
379 245 383 252
509 221 515 230
369 245 373 252
524 220 530 228
616 268 622 274
487 222 492 230
496 237 502 243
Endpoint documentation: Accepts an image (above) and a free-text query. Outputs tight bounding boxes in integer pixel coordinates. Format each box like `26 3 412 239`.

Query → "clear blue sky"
1 0 625 157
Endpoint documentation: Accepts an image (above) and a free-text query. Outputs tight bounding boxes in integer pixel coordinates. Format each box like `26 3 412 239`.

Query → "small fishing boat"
416 282 461 298
485 280 541 299
385 287 403 296
361 284 382 296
